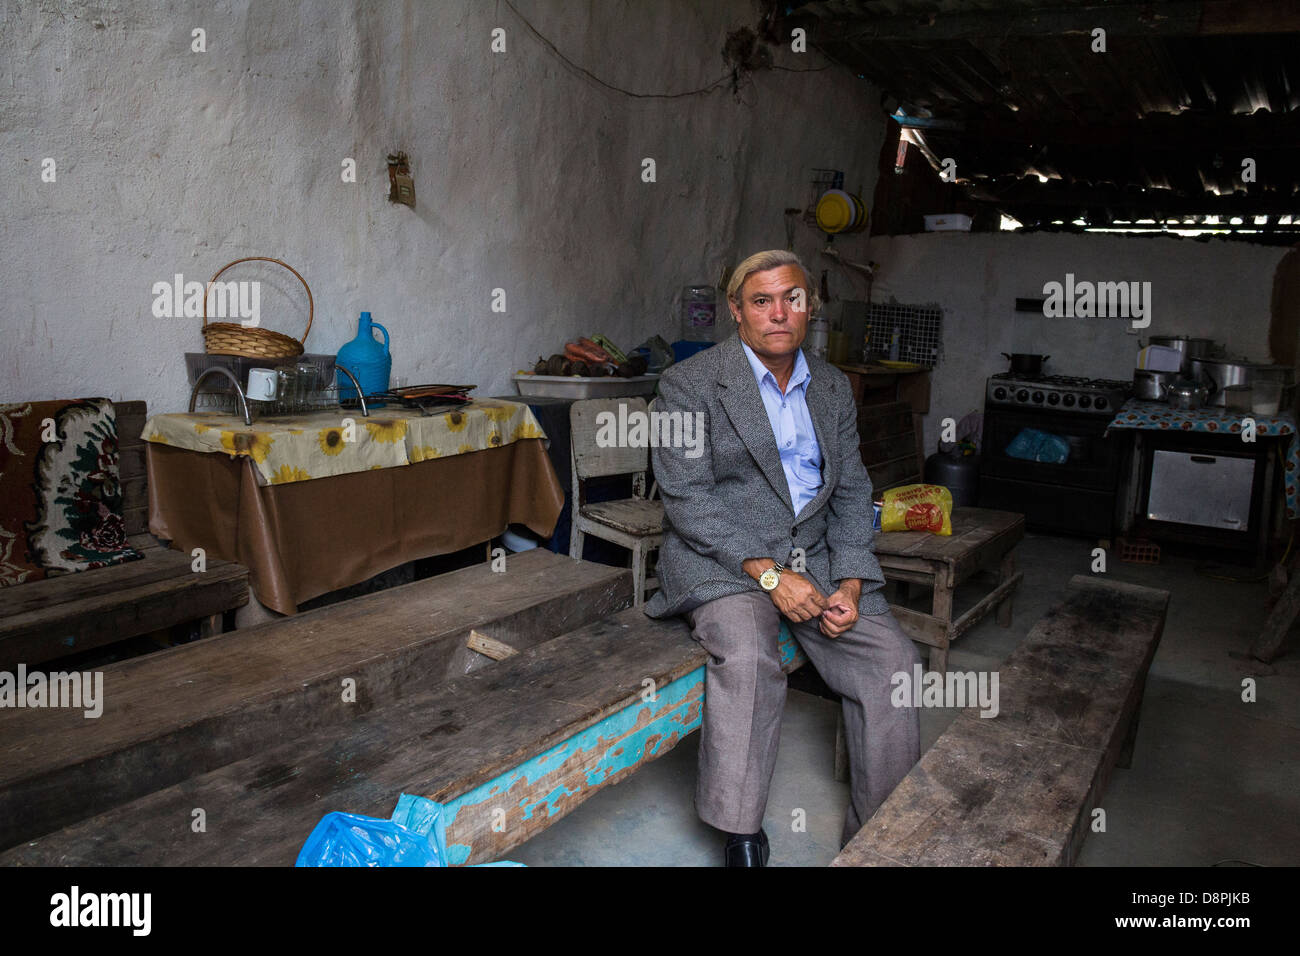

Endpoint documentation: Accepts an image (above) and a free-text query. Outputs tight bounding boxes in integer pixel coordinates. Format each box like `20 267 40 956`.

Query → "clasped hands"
743 559 861 638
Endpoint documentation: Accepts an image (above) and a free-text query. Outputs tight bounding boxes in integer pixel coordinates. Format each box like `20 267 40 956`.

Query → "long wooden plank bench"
0 547 631 852
1 607 808 866
832 575 1170 866
0 400 249 669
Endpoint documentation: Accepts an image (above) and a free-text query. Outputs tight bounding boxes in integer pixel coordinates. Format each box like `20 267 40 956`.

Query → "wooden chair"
568 397 664 607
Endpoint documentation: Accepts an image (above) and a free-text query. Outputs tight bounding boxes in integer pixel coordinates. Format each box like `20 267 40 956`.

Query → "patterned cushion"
0 398 143 586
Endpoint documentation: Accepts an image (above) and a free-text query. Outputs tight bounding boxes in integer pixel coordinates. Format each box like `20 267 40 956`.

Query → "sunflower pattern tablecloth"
142 399 548 485
1107 398 1298 518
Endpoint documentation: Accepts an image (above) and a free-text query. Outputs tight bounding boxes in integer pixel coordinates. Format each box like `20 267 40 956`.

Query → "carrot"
566 341 605 363
578 337 612 362
565 343 596 363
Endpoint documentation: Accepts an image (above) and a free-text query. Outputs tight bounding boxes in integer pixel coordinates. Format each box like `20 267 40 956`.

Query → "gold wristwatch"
759 561 785 592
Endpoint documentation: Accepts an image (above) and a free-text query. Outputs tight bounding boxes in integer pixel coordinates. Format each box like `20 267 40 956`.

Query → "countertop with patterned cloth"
1107 398 1298 518
141 399 547 485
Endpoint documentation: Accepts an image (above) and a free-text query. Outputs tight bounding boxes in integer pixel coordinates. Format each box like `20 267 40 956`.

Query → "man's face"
728 264 810 361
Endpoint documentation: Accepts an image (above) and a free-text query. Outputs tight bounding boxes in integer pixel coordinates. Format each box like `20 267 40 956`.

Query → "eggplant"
570 360 590 377
615 363 636 378
533 356 549 375
546 353 567 376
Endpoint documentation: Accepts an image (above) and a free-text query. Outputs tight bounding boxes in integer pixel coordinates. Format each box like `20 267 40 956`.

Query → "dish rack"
186 353 371 423
186 352 343 414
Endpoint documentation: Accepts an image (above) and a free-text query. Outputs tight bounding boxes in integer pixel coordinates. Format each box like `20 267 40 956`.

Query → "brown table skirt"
146 439 564 614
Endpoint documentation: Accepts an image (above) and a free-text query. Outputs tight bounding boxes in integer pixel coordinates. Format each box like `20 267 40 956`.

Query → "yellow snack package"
880 484 953 535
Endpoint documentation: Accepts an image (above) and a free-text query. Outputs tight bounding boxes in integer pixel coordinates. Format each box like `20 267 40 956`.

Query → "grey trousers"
686 591 921 847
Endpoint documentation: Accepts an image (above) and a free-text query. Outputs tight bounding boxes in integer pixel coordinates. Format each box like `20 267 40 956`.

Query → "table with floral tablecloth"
142 398 547 485
1106 398 1298 518
140 399 563 613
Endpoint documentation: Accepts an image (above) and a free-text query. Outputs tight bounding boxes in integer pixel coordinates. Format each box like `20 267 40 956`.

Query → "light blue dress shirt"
740 340 824 516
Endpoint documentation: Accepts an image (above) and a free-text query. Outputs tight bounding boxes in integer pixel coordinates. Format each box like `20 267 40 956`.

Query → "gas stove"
986 373 1132 415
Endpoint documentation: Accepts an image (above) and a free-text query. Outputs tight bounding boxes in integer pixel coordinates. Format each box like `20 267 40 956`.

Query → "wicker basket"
201 256 313 358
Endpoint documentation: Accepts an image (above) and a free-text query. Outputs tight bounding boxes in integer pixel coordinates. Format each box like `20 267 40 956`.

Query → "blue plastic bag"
1005 428 1070 464
296 793 524 867
296 794 446 867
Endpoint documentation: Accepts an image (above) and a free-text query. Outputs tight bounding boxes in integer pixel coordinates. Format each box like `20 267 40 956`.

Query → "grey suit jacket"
644 331 889 619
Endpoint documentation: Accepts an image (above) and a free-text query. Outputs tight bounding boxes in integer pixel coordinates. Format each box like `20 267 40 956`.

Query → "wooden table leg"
996 550 1016 627
930 572 953 676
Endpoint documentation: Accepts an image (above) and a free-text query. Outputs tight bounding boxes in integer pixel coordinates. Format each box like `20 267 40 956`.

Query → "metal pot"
1190 357 1252 407
1002 352 1049 376
1133 368 1175 402
1222 385 1253 413
1145 336 1218 373
1167 379 1209 411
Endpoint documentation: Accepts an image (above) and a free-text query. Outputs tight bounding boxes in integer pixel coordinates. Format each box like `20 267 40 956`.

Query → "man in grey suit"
644 249 921 866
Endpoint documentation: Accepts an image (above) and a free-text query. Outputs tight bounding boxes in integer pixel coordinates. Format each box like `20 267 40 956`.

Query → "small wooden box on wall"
388 152 415 208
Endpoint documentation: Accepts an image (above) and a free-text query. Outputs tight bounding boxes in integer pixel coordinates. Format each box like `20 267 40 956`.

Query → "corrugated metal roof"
778 0 1300 233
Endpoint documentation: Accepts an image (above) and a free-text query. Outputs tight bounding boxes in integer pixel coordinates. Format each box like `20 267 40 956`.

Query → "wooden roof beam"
968 182 1299 217
893 110 1300 149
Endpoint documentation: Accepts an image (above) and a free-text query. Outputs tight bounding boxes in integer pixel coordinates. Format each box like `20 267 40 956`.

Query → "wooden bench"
832 575 1170 866
0 605 812 866
0 548 632 852
0 400 249 669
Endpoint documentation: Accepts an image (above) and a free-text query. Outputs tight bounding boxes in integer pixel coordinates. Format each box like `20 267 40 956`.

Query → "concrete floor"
507 533 1300 867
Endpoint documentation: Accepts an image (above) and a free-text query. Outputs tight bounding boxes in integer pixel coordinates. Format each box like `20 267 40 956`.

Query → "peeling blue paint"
443 621 805 865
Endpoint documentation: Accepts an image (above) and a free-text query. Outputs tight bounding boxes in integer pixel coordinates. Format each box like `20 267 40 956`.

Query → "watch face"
760 568 780 591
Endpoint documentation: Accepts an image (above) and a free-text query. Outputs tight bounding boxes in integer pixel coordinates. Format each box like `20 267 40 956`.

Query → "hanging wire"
502 0 832 99
502 0 731 99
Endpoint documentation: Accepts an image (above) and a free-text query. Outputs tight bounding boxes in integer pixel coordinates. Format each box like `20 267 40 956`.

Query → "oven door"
979 406 1121 490
1147 450 1254 529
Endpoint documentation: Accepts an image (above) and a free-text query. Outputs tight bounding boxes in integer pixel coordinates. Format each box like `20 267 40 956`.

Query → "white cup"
247 368 278 402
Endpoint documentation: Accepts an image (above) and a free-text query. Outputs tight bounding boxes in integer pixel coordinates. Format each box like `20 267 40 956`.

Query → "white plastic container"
924 214 972 232
513 373 660 398
1253 381 1282 416
1136 345 1184 373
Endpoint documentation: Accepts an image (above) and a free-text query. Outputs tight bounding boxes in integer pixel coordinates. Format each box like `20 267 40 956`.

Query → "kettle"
1167 379 1208 411
336 311 391 401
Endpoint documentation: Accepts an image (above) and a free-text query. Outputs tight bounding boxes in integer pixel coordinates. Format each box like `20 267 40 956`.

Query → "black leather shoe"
724 829 769 867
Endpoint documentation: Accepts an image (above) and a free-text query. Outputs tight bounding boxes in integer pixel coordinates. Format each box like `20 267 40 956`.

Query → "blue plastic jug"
336 311 391 401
